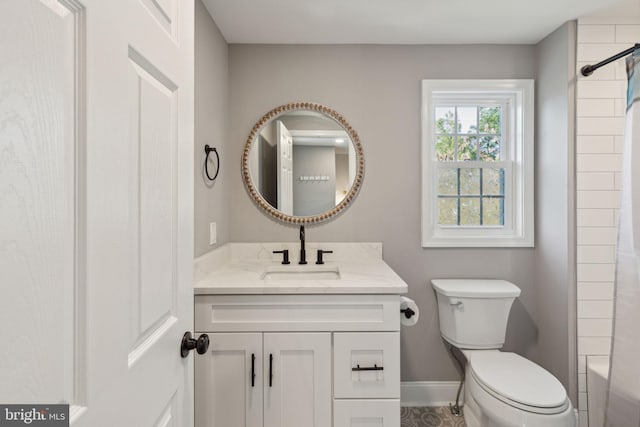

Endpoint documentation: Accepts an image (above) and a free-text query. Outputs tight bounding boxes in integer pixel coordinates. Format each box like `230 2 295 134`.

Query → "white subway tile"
577 190 620 209
579 392 588 411
614 135 624 153
578 318 613 337
578 337 611 356
579 373 588 391
577 99 615 117
577 117 625 135
614 98 626 116
572 40 628 415
577 172 615 190
615 25 640 43
578 355 587 374
614 59 629 80
578 25 616 43
614 172 622 190
578 80 626 99
577 135 615 153
578 411 588 427
580 17 640 25
577 209 615 227
577 60 616 80
587 355 610 365
578 227 618 245
578 300 614 319
577 282 615 300
577 264 615 282
577 245 616 263
577 154 622 172
577 44 629 62
578 18 610 25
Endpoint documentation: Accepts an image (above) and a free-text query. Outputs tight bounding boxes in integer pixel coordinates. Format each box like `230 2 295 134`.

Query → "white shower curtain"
605 48 640 427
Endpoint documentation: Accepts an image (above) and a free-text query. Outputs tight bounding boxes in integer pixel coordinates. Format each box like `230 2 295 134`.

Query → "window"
421 80 534 247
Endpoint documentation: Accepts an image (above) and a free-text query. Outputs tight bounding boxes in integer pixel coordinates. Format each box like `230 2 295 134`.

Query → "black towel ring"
204 145 220 181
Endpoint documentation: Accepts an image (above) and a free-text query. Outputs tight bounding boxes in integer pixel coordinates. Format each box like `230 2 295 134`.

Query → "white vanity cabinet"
195 332 331 427
194 294 401 427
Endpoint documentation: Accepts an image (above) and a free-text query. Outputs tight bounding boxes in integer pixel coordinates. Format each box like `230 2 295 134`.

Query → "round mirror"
242 102 365 224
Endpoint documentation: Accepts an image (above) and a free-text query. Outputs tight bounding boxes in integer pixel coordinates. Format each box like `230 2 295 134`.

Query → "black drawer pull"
251 353 256 387
269 354 273 387
352 364 384 372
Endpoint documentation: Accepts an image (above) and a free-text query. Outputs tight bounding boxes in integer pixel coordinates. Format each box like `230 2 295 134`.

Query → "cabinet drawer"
195 295 400 332
333 332 400 398
333 399 400 427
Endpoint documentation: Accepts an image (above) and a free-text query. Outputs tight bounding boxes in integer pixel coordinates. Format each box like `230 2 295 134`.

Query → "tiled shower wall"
576 17 640 426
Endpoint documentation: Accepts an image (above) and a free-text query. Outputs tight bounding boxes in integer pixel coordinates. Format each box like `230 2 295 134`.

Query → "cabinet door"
195 333 263 427
264 333 331 427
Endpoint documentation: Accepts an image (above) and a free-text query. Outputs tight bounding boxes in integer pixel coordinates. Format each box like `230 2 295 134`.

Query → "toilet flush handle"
449 299 463 308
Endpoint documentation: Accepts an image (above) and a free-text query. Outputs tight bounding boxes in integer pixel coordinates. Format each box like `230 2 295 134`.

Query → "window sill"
421 234 534 248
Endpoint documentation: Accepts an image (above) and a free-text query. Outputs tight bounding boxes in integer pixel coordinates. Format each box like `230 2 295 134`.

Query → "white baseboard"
401 381 464 407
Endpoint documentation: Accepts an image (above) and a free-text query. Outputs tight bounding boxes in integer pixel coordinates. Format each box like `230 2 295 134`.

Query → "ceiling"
202 0 640 45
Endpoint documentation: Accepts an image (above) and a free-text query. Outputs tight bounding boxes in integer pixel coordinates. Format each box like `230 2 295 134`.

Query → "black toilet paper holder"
400 307 415 319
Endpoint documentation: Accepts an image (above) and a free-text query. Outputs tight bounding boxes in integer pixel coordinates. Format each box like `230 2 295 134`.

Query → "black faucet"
272 249 290 265
316 249 333 265
299 225 307 264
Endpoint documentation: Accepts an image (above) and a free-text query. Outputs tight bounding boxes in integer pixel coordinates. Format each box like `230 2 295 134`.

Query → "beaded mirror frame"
241 102 365 224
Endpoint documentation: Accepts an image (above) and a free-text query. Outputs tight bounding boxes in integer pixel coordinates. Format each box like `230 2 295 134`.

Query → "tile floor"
400 407 467 427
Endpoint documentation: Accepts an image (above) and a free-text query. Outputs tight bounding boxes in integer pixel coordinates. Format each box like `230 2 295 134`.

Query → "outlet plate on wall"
209 222 217 245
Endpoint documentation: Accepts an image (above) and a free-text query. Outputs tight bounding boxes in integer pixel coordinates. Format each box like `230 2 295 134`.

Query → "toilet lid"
469 352 568 410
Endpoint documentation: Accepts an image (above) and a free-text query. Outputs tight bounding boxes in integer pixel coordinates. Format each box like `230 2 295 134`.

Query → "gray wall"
228 44 541 381
194 0 229 257
534 21 577 404
292 145 336 216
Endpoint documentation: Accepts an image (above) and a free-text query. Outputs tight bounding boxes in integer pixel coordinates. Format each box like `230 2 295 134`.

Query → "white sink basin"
261 265 341 280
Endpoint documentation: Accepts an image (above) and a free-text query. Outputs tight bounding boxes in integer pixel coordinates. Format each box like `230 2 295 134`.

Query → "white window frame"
421 79 534 247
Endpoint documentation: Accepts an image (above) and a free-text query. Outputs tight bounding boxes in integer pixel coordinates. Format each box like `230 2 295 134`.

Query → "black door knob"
180 332 210 358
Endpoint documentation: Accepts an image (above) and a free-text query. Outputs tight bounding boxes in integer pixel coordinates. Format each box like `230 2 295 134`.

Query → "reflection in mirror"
249 112 356 216
242 103 364 224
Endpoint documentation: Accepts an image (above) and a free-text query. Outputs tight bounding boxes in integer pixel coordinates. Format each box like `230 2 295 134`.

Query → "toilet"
431 279 576 427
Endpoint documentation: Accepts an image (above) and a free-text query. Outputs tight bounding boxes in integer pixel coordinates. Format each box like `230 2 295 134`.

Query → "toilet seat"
469 352 570 415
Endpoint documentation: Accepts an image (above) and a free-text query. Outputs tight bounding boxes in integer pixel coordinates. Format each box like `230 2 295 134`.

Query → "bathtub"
587 357 610 427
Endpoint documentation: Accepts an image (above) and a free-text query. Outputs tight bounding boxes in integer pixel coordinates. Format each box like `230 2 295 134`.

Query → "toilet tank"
431 279 521 349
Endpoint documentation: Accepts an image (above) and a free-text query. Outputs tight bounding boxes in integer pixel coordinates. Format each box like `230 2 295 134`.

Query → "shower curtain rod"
581 43 640 77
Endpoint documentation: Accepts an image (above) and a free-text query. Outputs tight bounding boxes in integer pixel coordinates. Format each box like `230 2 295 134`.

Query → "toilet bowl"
463 351 575 427
431 279 575 427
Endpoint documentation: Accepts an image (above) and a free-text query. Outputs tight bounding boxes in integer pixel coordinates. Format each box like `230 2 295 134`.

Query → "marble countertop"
194 242 409 295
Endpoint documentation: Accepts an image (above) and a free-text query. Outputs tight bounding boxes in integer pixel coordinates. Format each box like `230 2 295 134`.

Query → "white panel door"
0 0 78 406
263 333 331 427
276 120 293 215
80 0 195 424
0 0 195 425
195 333 263 427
